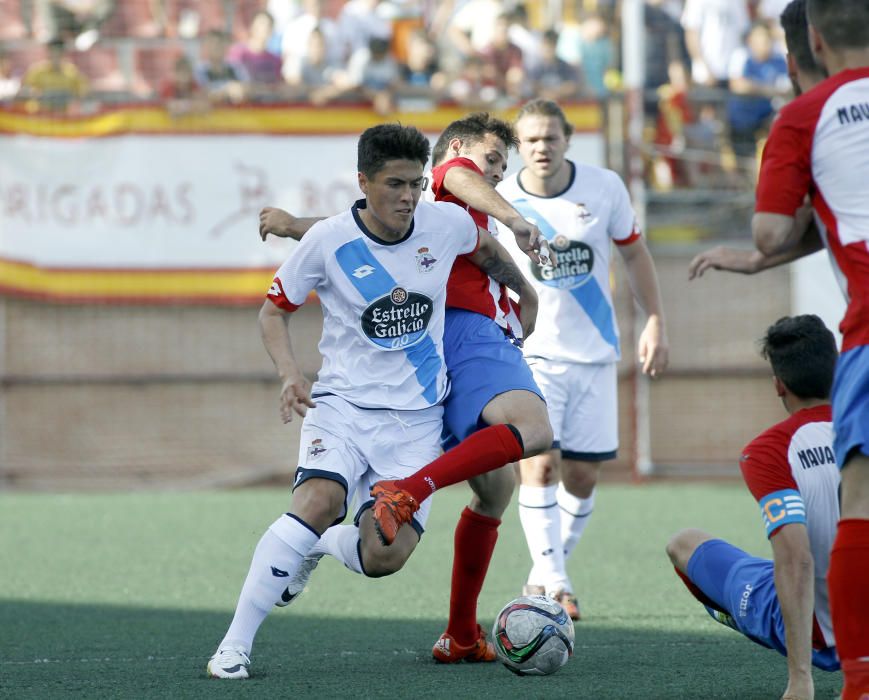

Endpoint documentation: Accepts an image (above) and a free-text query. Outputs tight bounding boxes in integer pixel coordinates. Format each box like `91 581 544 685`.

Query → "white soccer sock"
220 514 319 653
559 484 596 561
310 524 363 574
518 484 569 593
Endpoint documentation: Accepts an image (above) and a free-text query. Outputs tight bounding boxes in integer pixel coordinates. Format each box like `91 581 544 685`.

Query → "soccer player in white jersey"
667 315 841 700
259 113 556 664
494 99 668 619
207 123 537 679
750 2 869 696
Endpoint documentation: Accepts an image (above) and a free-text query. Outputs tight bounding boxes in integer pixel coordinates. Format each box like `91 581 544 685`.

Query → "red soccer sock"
394 424 523 505
444 507 500 646
828 519 869 699
673 566 728 615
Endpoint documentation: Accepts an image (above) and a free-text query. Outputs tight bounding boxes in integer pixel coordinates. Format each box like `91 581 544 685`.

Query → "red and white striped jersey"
756 68 869 352
430 157 522 335
739 404 840 647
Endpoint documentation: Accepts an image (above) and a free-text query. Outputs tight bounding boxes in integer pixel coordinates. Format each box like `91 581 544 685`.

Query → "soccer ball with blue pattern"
492 595 575 675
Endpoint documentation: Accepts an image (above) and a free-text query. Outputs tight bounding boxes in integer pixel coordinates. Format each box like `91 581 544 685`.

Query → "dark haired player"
207 123 536 679
751 2 869 695
259 112 556 664
667 315 840 700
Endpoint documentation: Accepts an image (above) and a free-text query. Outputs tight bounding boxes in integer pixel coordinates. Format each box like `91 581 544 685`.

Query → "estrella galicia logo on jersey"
531 240 594 290
361 288 433 350
307 438 327 460
416 247 437 274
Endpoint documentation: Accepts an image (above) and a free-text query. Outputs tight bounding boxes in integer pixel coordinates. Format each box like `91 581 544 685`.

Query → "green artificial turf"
0 483 843 699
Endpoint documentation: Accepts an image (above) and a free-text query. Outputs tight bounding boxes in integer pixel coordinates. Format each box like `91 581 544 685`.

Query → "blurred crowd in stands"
0 0 797 188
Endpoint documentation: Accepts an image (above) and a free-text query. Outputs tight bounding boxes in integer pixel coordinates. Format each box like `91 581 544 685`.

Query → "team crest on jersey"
415 247 438 274
576 203 592 221
307 438 328 460
552 234 571 251
362 287 434 350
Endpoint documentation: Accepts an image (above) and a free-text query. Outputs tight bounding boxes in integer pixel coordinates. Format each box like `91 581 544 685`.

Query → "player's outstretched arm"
617 238 668 378
258 300 316 423
470 228 538 338
688 227 824 279
259 207 326 242
442 166 548 264
770 522 815 700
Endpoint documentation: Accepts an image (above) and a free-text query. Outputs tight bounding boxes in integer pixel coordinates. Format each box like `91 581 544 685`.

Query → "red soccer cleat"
553 590 581 621
370 480 419 546
432 625 496 664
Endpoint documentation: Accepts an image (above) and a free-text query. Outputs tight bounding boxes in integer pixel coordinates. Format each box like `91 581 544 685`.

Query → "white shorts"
295 394 443 535
526 357 618 461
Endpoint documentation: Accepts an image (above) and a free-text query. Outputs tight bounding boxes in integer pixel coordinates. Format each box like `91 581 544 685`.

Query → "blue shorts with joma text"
686 539 839 671
441 309 543 450
831 344 869 469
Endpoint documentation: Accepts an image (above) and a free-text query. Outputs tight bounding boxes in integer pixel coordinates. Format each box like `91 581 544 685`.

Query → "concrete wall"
0 248 793 489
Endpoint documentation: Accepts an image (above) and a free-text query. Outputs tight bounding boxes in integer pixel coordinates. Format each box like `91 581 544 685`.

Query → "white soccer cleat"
275 552 323 607
207 645 251 679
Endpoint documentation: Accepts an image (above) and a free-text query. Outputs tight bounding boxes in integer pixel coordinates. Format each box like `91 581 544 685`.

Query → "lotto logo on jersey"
361 287 433 351
532 240 594 290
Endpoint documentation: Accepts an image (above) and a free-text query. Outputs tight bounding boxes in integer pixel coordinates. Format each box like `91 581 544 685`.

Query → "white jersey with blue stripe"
267 199 479 411
496 161 639 364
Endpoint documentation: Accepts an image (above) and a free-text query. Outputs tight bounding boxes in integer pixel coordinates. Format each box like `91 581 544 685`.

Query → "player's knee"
666 528 706 570
290 479 346 533
561 466 598 497
514 417 554 457
359 541 412 578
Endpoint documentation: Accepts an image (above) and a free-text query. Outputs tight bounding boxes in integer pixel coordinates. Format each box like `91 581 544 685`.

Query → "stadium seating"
132 44 187 97
100 1 162 38
69 45 128 93
0 0 28 40
165 0 228 38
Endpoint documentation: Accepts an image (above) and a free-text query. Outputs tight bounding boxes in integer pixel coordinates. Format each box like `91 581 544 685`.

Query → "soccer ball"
492 595 575 676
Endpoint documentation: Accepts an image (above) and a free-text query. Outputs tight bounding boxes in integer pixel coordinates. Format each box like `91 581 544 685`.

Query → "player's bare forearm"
258 300 314 422
259 207 324 241
442 168 546 263
471 230 532 295
442 167 520 228
619 238 665 318
771 524 815 699
619 238 669 375
690 223 823 279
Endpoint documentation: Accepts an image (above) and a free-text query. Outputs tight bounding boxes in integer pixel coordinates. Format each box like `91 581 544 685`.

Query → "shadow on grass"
1 600 843 700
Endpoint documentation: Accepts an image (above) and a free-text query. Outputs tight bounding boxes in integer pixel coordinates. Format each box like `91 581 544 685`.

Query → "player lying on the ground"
667 315 840 700
260 112 557 664
208 123 539 679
